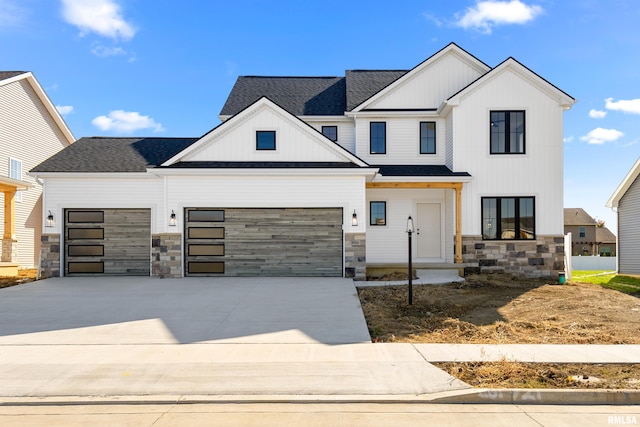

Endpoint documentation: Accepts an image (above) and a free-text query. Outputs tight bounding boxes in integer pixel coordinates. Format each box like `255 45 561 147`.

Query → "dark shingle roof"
596 226 616 243
0 71 27 81
564 208 597 226
163 161 362 169
374 165 470 177
31 137 198 173
345 70 408 111
220 76 346 116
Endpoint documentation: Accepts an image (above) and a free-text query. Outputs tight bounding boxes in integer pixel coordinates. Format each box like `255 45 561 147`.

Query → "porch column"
454 184 463 263
2 188 17 262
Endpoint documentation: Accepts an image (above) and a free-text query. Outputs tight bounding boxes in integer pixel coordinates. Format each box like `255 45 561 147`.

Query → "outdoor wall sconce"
46 211 54 227
352 210 358 226
169 210 177 226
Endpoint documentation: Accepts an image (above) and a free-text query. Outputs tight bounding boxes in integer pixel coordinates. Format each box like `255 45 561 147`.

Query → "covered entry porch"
0 176 33 276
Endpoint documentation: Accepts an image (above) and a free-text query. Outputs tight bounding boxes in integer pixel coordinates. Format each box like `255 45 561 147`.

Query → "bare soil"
357 273 640 388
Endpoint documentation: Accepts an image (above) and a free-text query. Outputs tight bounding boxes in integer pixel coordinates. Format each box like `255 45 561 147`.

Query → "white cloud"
423 12 444 27
92 110 164 133
588 109 607 119
455 0 543 34
91 44 126 57
563 136 574 143
56 105 74 115
61 0 136 40
605 97 640 115
580 127 623 145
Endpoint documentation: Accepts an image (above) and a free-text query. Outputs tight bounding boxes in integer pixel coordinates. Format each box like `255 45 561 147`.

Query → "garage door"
64 208 151 276
184 208 343 277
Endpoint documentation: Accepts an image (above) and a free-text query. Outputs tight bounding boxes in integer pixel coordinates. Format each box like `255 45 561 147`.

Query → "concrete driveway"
0 276 372 345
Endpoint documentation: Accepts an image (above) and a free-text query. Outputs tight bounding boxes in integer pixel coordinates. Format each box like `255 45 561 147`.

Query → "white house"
606 157 640 275
0 71 74 276
31 43 575 279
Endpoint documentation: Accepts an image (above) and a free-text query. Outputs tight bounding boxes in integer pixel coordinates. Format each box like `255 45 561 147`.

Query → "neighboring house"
606 157 640 275
0 71 74 275
31 43 574 279
563 208 616 256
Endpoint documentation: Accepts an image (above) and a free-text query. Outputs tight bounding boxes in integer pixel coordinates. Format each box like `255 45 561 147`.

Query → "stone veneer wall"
40 234 60 278
462 235 564 278
345 232 366 280
1 238 18 263
151 233 182 278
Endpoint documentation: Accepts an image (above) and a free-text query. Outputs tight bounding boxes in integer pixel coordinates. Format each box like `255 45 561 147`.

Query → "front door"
417 203 442 259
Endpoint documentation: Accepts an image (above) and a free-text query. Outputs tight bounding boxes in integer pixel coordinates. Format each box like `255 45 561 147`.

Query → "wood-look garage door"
64 208 151 276
184 208 343 277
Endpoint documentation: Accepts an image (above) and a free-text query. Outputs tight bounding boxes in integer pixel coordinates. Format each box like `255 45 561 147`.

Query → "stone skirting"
461 235 564 278
40 234 61 278
345 232 366 280
152 233 182 278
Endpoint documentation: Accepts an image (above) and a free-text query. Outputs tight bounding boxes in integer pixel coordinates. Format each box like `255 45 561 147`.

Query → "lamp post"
406 216 414 305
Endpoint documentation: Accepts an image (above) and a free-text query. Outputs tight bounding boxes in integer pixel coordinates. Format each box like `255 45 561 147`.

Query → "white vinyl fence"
570 256 617 271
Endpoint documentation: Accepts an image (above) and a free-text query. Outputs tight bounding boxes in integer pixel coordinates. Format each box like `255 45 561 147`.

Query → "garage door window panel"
188 244 225 256
188 262 225 274
68 228 105 240
68 262 104 274
67 211 104 223
188 210 225 222
68 245 104 257
188 227 225 239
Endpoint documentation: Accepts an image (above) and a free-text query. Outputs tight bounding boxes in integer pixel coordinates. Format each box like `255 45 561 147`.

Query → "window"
256 131 276 150
370 201 386 226
420 122 436 154
322 126 338 142
490 111 525 154
579 226 586 238
9 158 22 202
482 197 535 240
370 122 386 154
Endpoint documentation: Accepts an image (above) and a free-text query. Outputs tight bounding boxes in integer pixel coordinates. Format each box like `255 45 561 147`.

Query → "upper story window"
482 196 535 240
322 126 338 142
256 131 276 150
370 201 386 226
9 158 22 202
579 226 586 238
370 122 386 154
420 121 436 154
490 111 525 154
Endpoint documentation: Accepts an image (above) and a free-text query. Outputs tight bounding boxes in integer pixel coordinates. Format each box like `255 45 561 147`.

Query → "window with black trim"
482 197 535 240
490 111 525 154
370 201 386 226
256 131 276 150
370 122 386 154
322 126 338 141
420 121 436 154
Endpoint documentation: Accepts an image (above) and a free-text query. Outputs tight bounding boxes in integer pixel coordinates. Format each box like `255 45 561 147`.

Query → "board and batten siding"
0 79 70 267
366 188 453 264
450 69 565 236
365 52 485 110
354 117 446 165
184 107 347 163
618 174 640 275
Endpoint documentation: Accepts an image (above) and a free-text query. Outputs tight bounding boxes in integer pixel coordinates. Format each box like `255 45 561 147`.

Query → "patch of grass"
572 270 640 295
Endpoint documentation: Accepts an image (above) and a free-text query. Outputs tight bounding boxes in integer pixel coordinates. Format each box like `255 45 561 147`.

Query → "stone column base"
40 234 61 278
1 238 18 263
345 232 366 280
152 233 182 278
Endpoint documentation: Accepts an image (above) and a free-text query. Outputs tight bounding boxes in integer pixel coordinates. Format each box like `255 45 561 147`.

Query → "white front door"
417 203 442 259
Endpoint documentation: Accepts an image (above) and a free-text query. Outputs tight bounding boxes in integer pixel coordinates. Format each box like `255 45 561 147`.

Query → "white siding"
308 121 356 154
166 175 366 233
354 117 446 165
618 175 640 275
366 52 485 109
0 79 70 267
451 69 565 236
366 188 453 263
445 113 454 170
185 106 349 163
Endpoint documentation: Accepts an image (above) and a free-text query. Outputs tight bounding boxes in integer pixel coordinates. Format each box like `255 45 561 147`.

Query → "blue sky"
2 0 639 233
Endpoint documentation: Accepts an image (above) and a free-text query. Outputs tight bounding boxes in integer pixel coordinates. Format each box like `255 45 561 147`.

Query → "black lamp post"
407 216 414 305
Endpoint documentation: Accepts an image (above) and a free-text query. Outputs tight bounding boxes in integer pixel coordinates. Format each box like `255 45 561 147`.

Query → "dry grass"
357 274 640 344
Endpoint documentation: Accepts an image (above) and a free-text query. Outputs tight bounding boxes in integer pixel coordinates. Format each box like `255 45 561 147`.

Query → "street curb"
1 389 639 406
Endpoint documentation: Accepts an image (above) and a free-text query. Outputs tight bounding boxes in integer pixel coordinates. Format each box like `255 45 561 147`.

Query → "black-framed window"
420 121 436 154
322 126 338 142
370 201 386 226
256 131 276 150
370 122 386 154
490 111 525 154
482 197 535 240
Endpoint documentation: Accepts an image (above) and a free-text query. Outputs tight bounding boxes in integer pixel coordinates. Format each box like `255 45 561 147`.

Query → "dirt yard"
357 273 640 389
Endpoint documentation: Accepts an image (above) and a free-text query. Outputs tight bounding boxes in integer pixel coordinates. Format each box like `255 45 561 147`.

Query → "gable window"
9 158 22 202
490 111 525 154
322 126 338 142
370 201 386 226
370 122 386 154
256 131 276 150
482 196 535 240
420 121 436 154
579 226 586 238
